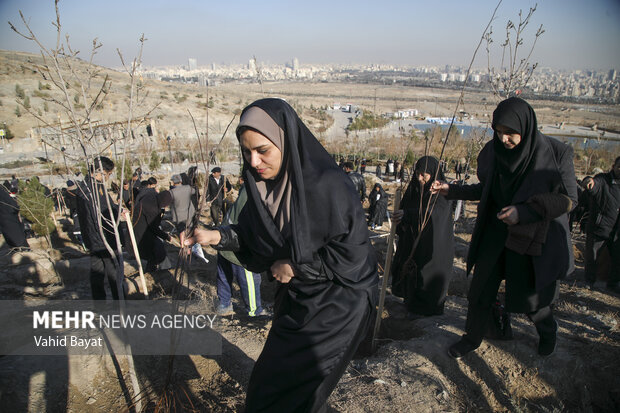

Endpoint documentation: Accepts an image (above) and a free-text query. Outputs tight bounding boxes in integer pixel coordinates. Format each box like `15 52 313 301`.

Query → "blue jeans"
216 254 263 316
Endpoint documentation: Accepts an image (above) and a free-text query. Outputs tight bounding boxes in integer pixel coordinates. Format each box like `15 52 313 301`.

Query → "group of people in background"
1 96 619 412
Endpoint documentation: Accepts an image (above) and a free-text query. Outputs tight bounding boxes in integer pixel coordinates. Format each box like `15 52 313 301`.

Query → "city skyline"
0 0 619 71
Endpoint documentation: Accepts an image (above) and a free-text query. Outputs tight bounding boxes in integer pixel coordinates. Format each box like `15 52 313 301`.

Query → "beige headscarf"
237 106 292 235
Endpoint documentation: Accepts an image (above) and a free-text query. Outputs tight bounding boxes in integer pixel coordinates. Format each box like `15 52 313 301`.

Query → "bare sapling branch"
485 3 543 100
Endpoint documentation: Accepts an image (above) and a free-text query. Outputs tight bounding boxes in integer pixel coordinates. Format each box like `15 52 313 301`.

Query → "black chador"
0 185 29 249
392 156 454 316
215 98 378 413
446 97 577 358
368 183 388 228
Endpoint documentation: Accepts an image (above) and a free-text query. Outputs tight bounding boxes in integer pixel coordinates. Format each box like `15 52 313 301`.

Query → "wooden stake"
371 189 401 353
124 211 148 298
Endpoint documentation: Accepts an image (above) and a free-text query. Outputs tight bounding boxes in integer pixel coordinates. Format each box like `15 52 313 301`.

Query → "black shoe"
606 283 620 294
538 321 558 356
448 339 479 359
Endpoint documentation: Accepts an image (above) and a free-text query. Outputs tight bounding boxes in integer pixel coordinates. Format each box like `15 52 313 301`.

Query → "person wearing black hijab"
132 187 173 271
433 97 577 358
392 156 454 317
368 183 388 229
184 98 378 412
0 184 29 249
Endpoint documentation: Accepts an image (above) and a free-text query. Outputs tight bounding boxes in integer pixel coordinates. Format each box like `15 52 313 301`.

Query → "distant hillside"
0 50 334 150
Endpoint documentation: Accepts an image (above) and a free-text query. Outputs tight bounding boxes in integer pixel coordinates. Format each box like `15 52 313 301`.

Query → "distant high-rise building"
249 59 256 72
188 58 198 71
609 69 617 81
292 57 299 71
211 63 216 71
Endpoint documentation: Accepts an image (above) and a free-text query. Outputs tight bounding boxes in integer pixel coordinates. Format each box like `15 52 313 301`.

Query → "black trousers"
585 234 620 286
464 249 557 346
90 253 120 300
210 202 223 226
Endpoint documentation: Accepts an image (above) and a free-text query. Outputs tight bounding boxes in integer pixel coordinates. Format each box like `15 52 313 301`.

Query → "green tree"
15 84 25 99
1 124 15 140
119 159 134 181
149 150 160 171
405 149 415 166
348 110 390 131
23 95 31 110
37 80 51 90
17 178 56 237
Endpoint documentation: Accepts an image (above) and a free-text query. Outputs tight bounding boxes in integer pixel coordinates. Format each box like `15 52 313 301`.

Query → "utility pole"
167 136 173 175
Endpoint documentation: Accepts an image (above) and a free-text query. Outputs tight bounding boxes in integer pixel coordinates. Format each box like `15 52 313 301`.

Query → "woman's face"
416 170 432 186
240 129 282 180
494 124 522 149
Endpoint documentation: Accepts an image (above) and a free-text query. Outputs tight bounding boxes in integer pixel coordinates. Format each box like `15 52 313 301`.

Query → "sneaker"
252 308 273 319
448 339 480 359
538 321 558 356
216 303 234 316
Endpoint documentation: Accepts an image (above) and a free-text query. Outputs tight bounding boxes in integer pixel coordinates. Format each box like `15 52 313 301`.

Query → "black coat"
0 187 28 248
392 178 454 315
585 171 620 239
448 135 577 293
368 185 388 226
206 175 231 206
62 187 78 215
132 188 169 264
75 176 122 254
347 171 366 201
220 98 378 412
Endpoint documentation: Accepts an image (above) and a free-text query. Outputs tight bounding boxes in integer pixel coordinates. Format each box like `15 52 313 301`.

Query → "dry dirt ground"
1 178 619 412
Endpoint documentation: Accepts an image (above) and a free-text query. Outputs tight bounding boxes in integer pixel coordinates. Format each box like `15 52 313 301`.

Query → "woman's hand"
392 209 404 225
182 227 221 247
271 259 295 283
497 206 519 225
430 181 449 196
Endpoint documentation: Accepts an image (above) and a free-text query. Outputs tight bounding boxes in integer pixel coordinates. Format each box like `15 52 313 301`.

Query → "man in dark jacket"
75 156 124 300
206 167 231 226
344 161 366 203
582 156 620 292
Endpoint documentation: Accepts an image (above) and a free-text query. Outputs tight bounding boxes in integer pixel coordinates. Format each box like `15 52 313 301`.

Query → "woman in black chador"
184 98 378 412
368 183 388 229
392 156 454 316
433 97 577 358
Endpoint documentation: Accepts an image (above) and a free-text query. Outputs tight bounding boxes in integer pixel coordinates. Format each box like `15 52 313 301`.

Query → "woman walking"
433 97 577 358
184 98 378 412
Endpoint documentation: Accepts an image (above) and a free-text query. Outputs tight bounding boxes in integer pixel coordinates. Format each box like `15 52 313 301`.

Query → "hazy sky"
1 0 619 71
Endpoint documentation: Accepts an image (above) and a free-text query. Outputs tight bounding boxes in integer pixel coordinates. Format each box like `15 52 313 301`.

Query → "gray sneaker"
252 308 273 319
216 304 234 316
